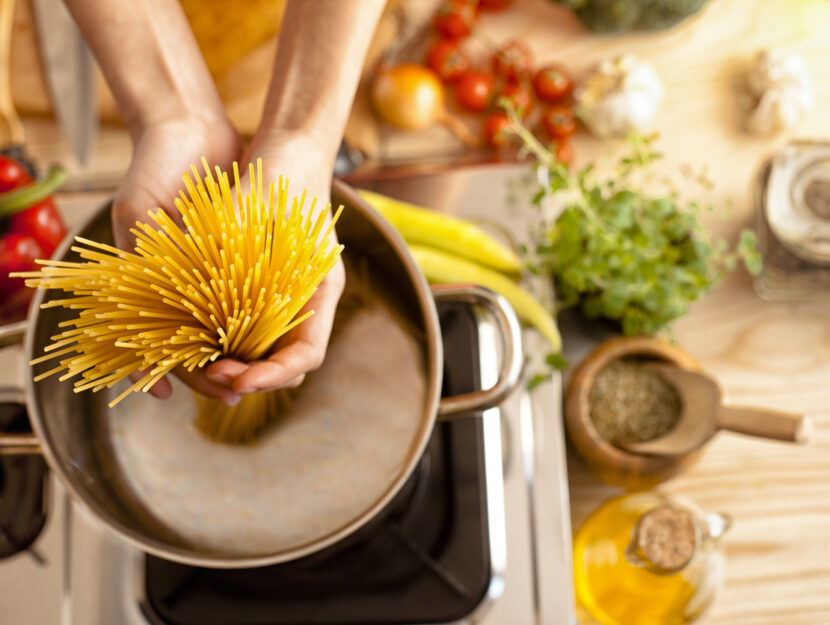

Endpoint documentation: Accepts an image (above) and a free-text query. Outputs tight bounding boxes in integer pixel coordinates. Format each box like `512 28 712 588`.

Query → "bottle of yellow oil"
573 492 731 625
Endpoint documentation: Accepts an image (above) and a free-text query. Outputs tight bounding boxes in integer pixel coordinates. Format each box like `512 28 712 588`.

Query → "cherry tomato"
541 104 577 139
434 0 477 40
0 155 33 193
554 140 574 166
532 65 574 103
454 71 495 112
0 233 43 321
479 0 513 11
499 82 534 118
9 197 67 257
426 39 471 83
491 40 533 82
482 113 512 148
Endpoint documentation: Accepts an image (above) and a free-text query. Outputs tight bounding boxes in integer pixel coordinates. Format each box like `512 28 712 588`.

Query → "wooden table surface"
14 0 830 623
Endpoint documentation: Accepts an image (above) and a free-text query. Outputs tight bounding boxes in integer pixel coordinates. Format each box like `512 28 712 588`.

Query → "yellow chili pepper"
358 189 522 275
410 245 561 352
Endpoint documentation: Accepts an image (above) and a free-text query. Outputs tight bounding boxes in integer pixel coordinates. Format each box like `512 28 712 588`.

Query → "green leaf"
527 373 548 391
545 352 568 369
737 230 763 275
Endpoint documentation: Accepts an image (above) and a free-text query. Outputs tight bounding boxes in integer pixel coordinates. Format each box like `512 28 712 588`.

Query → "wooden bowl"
565 336 703 490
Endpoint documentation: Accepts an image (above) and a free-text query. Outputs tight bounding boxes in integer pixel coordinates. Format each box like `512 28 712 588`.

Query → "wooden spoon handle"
716 405 811 443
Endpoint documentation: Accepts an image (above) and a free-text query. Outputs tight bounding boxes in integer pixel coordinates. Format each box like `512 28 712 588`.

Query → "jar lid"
635 505 697 571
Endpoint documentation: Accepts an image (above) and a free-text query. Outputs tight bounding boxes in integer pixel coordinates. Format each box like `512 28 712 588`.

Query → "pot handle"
0 321 41 455
432 284 523 420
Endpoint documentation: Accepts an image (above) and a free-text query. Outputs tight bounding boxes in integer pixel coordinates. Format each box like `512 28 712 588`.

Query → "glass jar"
573 492 731 625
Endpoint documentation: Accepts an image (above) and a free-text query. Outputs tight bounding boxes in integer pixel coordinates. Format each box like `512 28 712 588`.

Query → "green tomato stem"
0 165 68 216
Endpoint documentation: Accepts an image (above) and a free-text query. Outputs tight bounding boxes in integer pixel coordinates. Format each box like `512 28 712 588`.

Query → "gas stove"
0 166 575 624
0 302 573 625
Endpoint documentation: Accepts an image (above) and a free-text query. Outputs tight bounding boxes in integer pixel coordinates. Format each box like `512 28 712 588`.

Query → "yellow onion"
371 63 477 146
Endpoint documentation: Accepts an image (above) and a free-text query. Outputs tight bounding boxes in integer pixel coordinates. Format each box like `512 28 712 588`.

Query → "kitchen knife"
31 0 97 165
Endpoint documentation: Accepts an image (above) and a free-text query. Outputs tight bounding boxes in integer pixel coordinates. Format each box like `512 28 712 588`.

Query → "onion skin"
371 64 445 131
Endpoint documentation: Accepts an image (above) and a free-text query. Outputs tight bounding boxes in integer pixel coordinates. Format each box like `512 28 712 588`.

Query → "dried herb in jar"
588 359 681 446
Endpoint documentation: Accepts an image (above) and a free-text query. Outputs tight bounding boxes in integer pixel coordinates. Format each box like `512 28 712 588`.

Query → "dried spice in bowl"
588 359 681 446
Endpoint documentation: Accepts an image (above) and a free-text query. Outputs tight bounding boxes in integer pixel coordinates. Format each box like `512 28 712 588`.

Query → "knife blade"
31 0 97 165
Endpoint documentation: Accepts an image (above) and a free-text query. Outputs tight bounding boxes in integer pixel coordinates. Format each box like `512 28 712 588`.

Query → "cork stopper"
635 505 697 571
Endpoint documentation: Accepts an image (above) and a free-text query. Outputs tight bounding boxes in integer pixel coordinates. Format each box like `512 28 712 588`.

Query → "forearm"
64 0 226 139
256 0 386 164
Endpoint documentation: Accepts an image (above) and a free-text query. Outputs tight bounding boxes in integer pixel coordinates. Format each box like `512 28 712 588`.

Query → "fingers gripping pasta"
15 158 344 408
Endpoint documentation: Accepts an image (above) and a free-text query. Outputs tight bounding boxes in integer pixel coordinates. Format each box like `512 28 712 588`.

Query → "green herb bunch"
505 110 761 337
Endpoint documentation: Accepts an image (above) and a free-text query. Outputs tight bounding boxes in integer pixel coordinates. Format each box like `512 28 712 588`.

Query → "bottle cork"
635 505 697 571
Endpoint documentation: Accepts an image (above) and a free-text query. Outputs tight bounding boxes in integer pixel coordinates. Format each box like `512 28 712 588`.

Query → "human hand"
113 116 244 405
194 133 346 396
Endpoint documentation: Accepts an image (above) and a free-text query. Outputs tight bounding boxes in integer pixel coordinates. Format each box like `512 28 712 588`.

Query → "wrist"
245 127 339 174
126 106 233 144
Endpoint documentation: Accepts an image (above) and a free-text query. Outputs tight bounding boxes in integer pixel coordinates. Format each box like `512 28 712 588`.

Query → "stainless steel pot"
0 180 522 568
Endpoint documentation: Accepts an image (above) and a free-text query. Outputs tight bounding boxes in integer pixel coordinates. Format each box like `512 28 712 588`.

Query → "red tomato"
554 140 574 166
482 113 512 148
434 0 477 39
9 197 67 257
491 40 533 82
426 39 471 83
0 155 33 193
499 82 534 118
541 104 576 139
532 65 574 103
455 71 495 112
479 0 513 11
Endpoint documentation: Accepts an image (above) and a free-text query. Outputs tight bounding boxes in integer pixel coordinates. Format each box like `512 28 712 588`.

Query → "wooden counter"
14 0 830 623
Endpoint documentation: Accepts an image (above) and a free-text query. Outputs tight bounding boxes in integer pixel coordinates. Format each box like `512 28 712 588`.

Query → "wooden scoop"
622 363 811 456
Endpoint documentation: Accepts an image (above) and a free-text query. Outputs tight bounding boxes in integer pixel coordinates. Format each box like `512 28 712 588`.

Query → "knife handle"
0 0 24 146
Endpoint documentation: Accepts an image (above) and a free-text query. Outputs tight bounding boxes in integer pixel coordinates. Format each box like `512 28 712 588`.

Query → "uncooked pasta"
16 158 343 407
195 389 295 444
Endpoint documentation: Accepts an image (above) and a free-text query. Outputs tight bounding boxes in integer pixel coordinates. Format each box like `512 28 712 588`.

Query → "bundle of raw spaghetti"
195 389 295 444
15 158 343 407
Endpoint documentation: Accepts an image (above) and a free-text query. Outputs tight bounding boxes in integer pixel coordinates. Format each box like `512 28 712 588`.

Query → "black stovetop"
0 402 49 560
142 303 494 625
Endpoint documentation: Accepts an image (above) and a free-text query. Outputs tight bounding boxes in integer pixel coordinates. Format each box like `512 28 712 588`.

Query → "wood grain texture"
549 0 830 621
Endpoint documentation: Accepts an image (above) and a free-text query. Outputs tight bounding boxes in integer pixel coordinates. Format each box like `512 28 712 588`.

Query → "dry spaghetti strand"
14 158 344 408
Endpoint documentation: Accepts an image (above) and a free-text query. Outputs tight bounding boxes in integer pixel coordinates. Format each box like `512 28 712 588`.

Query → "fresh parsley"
505 107 762 338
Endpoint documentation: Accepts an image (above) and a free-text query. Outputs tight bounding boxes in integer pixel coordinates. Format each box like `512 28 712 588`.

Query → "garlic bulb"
746 50 813 136
575 55 663 139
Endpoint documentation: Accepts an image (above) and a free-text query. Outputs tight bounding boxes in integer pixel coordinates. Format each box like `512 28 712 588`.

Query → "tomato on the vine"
491 40 533 82
499 82 535 118
482 113 512 148
426 39 471 83
454 71 495 112
541 104 576 139
434 0 477 39
554 140 574 166
532 65 573 103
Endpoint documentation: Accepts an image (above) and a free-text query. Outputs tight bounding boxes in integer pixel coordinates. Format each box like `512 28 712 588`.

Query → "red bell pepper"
0 233 44 321
0 155 34 192
9 197 67 258
0 155 68 322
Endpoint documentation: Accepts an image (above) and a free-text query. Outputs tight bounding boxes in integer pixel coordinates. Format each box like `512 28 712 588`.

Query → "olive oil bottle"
573 492 730 625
